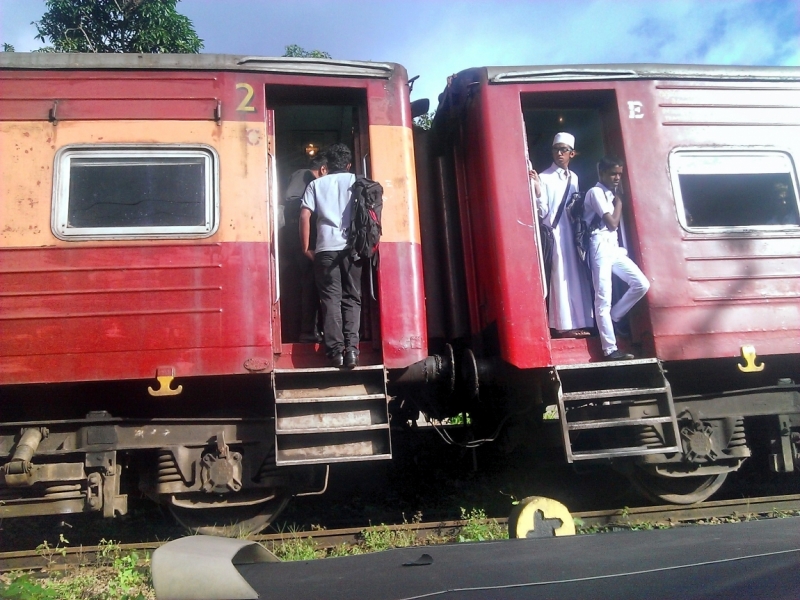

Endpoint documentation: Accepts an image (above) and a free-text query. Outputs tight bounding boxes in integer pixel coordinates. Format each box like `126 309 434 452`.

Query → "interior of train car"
266 85 379 354
521 91 638 344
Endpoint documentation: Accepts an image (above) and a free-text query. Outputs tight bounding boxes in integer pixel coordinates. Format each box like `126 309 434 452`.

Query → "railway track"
3 493 799 573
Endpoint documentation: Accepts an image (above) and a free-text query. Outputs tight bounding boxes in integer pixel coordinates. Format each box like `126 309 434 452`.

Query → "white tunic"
536 164 594 330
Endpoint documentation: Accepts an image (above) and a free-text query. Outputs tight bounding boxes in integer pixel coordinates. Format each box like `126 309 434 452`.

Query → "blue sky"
1 0 798 108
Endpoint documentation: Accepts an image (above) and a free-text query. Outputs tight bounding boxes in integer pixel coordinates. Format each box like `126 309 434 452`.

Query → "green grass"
0 538 153 600
17 503 782 597
457 508 506 542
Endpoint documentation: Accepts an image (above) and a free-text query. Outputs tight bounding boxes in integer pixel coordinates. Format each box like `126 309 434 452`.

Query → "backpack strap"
551 173 572 229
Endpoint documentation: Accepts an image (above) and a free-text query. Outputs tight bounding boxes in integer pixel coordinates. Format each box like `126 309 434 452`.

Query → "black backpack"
566 191 601 268
347 176 383 264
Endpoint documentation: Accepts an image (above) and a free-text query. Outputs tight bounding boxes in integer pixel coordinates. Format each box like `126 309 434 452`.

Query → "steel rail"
2 493 799 573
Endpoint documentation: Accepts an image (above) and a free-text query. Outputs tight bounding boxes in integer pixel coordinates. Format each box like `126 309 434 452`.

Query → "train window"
670 150 800 231
52 146 219 240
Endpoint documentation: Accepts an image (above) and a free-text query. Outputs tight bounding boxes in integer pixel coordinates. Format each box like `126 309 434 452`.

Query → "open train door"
264 84 392 476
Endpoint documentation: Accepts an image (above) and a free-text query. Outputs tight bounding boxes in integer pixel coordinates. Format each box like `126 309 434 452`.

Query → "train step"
555 359 681 463
271 365 391 466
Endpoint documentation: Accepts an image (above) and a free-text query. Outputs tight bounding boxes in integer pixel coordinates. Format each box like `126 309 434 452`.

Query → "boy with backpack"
583 156 650 361
300 143 362 368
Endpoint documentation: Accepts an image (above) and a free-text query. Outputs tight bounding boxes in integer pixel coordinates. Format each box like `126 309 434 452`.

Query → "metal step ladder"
555 358 682 462
272 365 391 466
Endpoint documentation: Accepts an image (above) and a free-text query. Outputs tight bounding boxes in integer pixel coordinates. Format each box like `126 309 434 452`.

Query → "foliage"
0 573 58 600
457 508 506 542
413 111 435 130
94 539 149 598
445 411 471 425
34 0 203 53
2 537 153 600
362 523 417 552
2 43 15 52
273 534 324 561
36 534 70 566
361 512 424 552
283 44 331 59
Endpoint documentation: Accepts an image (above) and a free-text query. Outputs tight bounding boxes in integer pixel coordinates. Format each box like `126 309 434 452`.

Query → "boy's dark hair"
325 143 352 173
598 155 625 174
309 155 327 171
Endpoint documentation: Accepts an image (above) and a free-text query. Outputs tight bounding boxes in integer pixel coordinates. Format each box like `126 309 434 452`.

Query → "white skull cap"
553 132 575 149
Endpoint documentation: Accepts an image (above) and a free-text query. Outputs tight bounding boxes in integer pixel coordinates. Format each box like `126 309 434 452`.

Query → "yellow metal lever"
148 367 183 396
737 345 765 373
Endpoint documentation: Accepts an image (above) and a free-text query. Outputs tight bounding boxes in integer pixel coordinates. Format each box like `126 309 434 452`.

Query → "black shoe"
329 353 344 368
604 349 635 361
343 349 358 369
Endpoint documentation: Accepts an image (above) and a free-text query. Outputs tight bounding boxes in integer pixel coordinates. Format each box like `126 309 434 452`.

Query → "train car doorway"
266 86 374 350
521 91 637 342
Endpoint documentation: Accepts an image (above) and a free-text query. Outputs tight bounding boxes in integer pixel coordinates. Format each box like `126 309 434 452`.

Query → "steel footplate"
555 359 682 462
272 365 391 466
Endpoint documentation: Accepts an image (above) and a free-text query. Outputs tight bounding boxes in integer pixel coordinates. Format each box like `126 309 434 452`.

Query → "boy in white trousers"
583 156 650 360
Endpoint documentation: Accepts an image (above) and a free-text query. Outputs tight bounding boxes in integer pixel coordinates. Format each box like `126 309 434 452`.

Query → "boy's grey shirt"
301 172 356 252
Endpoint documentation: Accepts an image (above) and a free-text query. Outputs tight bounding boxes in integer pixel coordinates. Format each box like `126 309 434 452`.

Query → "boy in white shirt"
300 144 361 368
583 156 649 360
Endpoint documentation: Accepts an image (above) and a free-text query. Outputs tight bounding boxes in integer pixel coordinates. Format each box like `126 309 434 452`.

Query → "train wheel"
627 467 728 505
167 493 290 537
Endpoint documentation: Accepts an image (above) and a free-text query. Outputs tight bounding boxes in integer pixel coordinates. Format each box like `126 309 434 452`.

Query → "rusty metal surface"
0 53 396 78
486 63 800 83
0 421 272 458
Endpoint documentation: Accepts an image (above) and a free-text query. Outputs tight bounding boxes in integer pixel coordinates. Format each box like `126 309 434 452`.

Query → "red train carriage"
417 64 800 503
0 53 428 534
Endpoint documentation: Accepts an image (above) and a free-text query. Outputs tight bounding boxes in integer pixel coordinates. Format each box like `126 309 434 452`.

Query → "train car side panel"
621 79 800 361
1 108 273 384
368 92 427 367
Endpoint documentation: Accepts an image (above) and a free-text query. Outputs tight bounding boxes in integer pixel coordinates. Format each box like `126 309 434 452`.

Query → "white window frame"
669 147 800 235
52 144 220 241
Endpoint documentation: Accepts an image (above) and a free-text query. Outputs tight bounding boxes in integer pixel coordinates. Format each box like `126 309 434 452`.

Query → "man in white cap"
530 132 594 336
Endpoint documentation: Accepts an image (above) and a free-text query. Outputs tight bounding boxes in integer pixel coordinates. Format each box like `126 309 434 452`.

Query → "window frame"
669 147 800 235
52 144 220 241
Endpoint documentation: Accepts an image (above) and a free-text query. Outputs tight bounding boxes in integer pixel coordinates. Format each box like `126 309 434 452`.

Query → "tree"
34 0 203 53
2 43 15 52
283 44 331 59
414 112 435 130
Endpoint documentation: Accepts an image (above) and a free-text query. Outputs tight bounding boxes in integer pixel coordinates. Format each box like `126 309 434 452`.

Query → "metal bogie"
0 452 127 519
638 416 751 467
770 414 800 473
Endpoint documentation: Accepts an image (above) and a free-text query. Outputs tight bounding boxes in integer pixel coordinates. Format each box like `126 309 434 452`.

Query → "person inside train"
583 156 650 361
281 155 327 343
299 143 362 368
530 132 595 338
766 182 800 226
